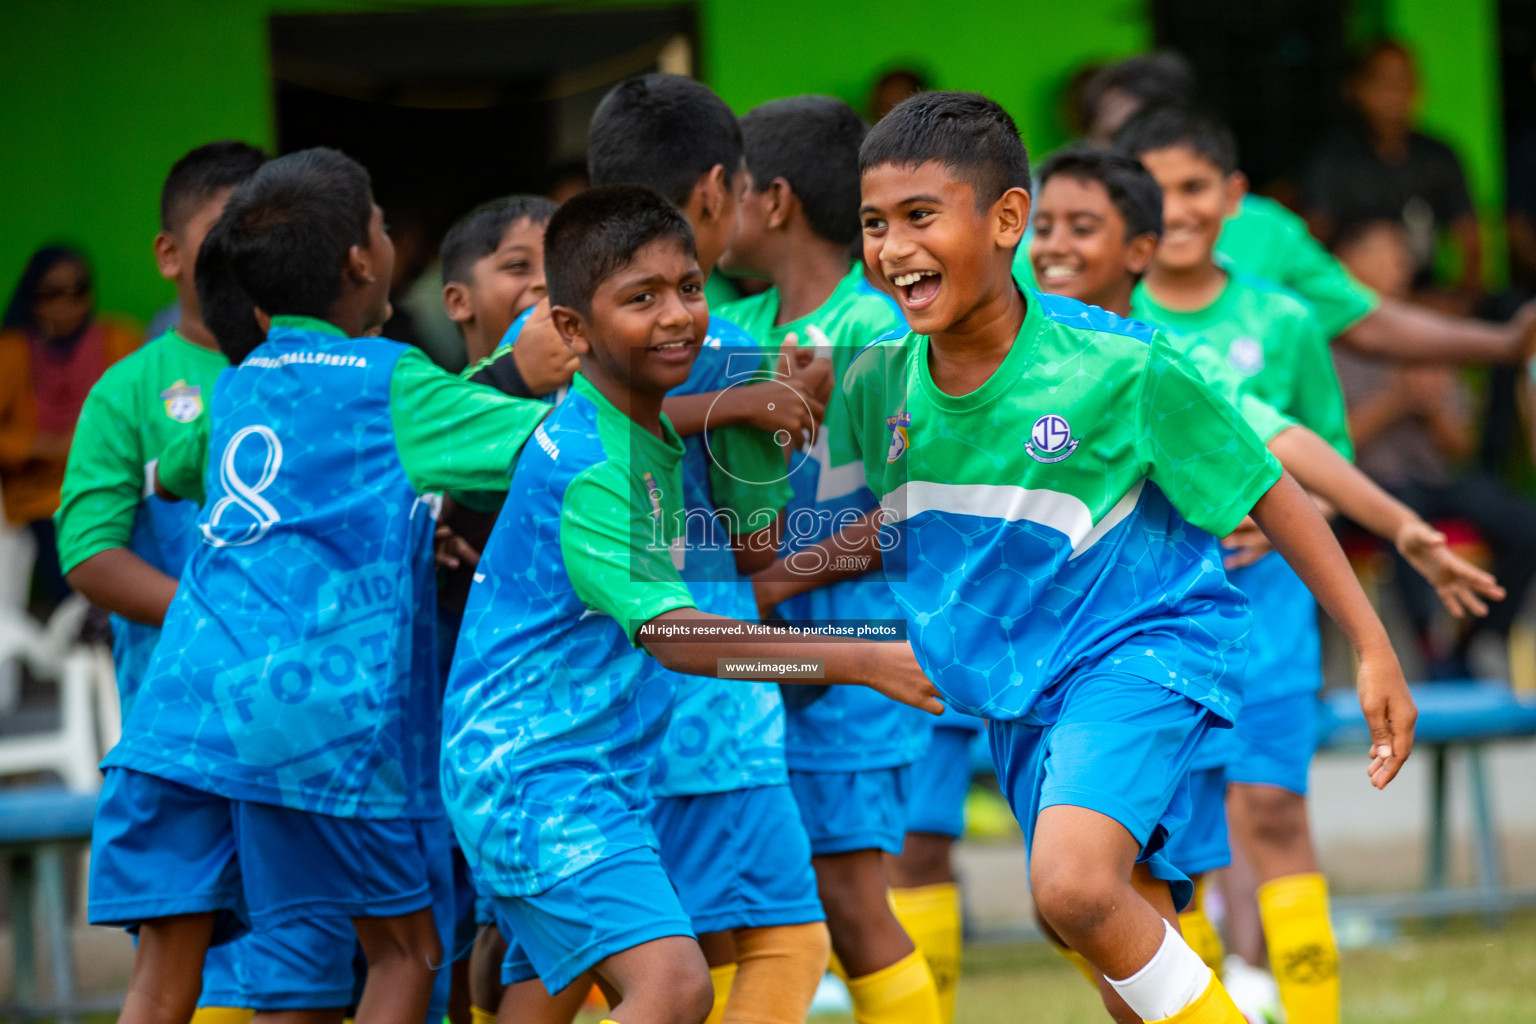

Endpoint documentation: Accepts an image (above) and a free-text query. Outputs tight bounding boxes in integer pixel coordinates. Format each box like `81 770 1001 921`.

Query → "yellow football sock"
1178 878 1226 979
189 1010 253 1024
726 922 830 1024
888 884 962 1024
1146 972 1246 1023
470 1006 497 1024
1056 945 1100 988
1259 872 1339 1024
703 962 738 1024
844 949 941 1024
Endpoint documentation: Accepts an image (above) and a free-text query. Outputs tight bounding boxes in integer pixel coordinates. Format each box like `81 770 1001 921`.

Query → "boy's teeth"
892 271 935 287
1041 265 1076 280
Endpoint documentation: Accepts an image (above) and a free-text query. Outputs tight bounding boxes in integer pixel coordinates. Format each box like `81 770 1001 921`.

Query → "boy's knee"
1029 857 1120 939
669 961 717 1024
1233 785 1307 850
356 910 443 971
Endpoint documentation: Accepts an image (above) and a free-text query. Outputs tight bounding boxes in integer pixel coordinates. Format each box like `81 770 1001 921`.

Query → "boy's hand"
866 642 945 715
1221 516 1272 569
742 337 828 442
1357 642 1416 789
434 524 481 571
1395 520 1505 618
512 302 579 395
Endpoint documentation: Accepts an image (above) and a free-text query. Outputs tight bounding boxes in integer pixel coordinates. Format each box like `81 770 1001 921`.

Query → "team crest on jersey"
886 412 911 462
1228 337 1265 376
1026 414 1078 463
159 380 203 423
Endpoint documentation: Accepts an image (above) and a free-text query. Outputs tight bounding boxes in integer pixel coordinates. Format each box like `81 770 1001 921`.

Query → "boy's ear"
549 305 590 355
1126 233 1159 277
153 230 181 282
345 243 378 287
689 164 729 224
443 282 474 325
764 178 795 231
993 187 1031 249
1221 171 1248 220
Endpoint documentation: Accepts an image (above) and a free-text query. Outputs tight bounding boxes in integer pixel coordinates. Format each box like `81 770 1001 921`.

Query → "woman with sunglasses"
1 246 139 613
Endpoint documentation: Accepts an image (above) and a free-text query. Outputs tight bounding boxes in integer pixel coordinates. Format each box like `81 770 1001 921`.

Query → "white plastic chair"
0 595 107 792
0 516 37 714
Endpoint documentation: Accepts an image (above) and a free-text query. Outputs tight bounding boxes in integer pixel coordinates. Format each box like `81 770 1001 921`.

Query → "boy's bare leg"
119 912 216 1024
697 930 738 967
1225 784 1318 882
471 925 510 1013
811 850 914 975
590 936 714 1024
496 973 594 1024
352 908 442 1024
885 834 954 887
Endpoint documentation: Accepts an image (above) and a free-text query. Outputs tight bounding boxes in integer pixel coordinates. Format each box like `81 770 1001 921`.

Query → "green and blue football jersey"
719 265 933 771
55 329 227 718
442 374 697 896
105 316 545 819
843 292 1282 723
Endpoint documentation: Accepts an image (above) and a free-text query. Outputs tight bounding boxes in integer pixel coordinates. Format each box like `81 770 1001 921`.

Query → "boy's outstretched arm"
638 607 943 715
752 509 884 617
66 550 179 628
663 337 832 440
1268 426 1505 618
1248 471 1417 789
1339 296 1536 363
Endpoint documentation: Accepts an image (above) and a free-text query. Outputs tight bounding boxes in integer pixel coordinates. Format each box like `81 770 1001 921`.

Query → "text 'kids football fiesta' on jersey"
105 316 546 820
843 292 1283 724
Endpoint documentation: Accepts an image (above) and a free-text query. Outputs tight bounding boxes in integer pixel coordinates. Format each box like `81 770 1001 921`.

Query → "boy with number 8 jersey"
848 92 1416 1024
86 148 549 1024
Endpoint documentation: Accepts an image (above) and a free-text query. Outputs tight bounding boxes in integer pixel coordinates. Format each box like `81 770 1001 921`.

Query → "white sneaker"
1223 955 1286 1024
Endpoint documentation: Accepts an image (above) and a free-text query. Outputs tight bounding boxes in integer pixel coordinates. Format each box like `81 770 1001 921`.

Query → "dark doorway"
1151 0 1352 199
269 5 696 365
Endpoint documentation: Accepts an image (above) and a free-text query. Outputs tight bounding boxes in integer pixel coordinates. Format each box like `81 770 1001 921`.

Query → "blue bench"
1316 681 1536 921
0 787 101 1023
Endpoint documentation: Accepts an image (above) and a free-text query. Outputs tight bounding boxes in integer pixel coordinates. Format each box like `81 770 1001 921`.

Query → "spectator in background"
868 67 927 121
1332 220 1536 671
0 246 139 612
544 160 590 205
1304 40 1483 302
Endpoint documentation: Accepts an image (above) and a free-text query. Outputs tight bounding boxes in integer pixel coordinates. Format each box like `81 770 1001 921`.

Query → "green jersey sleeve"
706 424 792 536
1269 220 1379 338
55 379 147 573
1282 315 1354 459
1178 334 1297 444
561 460 697 644
154 412 211 507
389 347 548 500
1136 334 1283 538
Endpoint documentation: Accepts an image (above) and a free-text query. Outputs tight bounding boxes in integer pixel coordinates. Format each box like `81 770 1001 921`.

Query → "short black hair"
544 185 695 316
587 73 744 207
859 91 1031 209
440 195 558 286
195 148 374 360
1080 53 1195 129
1037 148 1163 240
1113 105 1239 176
160 141 269 233
740 96 868 246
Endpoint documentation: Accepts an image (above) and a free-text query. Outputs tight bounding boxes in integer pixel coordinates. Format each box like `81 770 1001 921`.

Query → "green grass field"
804 911 1536 1024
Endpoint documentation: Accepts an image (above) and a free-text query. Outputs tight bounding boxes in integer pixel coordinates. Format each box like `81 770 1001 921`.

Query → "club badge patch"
1228 337 1265 376
1026 414 1078 463
886 412 911 463
160 380 203 423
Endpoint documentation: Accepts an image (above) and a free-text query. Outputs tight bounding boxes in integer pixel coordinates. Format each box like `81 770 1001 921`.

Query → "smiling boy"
440 185 940 1024
845 92 1415 1024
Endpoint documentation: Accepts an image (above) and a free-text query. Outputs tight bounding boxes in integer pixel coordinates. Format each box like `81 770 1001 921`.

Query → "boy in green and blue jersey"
849 91 1415 1024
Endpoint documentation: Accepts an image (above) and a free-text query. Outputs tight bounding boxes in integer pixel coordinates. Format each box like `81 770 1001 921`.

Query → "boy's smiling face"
553 237 706 399
860 160 1027 335
1030 174 1156 312
448 215 548 361
1135 145 1242 274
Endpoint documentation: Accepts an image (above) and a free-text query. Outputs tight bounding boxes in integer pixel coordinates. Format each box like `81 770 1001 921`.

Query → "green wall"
0 0 1145 324
0 0 1504 322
